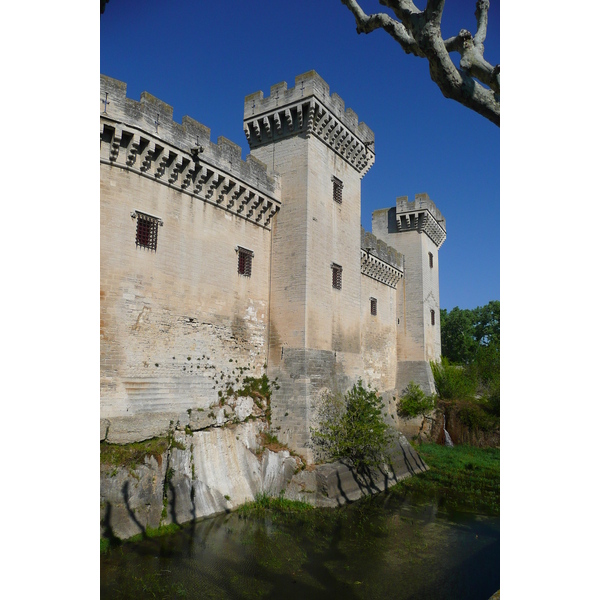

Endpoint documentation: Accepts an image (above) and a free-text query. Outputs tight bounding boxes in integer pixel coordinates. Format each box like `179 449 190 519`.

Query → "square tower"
372 193 446 394
243 71 375 456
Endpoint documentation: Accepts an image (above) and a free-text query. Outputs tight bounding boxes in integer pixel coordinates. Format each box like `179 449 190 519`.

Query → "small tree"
311 380 392 472
397 381 436 418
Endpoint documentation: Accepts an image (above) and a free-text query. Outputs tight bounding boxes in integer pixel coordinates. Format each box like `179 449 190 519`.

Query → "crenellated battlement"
395 193 446 248
243 71 375 177
360 228 404 288
100 75 281 228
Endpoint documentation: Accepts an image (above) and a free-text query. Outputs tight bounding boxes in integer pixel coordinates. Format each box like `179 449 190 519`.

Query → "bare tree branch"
341 0 420 55
340 0 500 126
473 0 490 48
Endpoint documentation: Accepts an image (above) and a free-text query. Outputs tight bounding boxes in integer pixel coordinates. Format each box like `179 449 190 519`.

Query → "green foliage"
454 399 499 431
440 300 499 364
100 437 169 469
467 341 500 416
235 374 279 425
237 492 314 517
392 443 499 515
311 380 392 472
430 358 478 401
397 382 436 417
100 537 110 554
431 355 499 431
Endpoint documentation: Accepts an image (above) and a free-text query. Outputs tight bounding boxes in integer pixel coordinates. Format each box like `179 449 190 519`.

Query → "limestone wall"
372 194 446 395
244 72 375 456
100 76 281 443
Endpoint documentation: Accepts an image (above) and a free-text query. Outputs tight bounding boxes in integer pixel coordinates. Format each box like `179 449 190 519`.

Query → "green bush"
466 342 500 416
430 358 478 401
455 400 499 431
397 381 436 417
310 379 392 472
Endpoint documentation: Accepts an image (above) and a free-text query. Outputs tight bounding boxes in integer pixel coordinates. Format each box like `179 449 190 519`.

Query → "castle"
100 70 446 459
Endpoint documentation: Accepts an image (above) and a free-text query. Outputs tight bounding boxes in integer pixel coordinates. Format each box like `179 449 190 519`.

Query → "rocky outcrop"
430 407 500 448
100 420 427 540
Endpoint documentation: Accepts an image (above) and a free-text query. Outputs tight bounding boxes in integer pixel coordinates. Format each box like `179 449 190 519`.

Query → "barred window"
237 246 253 277
332 263 342 290
370 297 377 316
134 211 161 251
429 252 434 268
430 309 435 326
332 176 343 204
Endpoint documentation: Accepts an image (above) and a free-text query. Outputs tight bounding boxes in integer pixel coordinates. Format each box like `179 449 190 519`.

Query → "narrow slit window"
134 211 161 251
429 252 434 268
237 246 253 277
332 176 343 204
331 263 342 290
370 298 377 316
430 309 435 326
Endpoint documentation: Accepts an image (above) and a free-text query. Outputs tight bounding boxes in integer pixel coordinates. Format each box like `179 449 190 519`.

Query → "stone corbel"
252 120 261 141
126 133 141 166
140 140 155 172
273 112 282 135
180 160 196 189
263 116 271 137
154 147 171 179
109 126 122 162
284 108 293 131
193 165 208 195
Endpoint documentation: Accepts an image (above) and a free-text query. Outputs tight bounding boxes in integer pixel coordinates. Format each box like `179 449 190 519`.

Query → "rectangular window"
332 176 343 204
430 309 435 326
331 263 342 290
134 211 160 251
237 246 253 277
370 298 377 316
429 252 434 268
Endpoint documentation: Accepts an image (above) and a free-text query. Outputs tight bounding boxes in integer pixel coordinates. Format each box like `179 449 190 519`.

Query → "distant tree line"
429 300 500 426
440 300 499 364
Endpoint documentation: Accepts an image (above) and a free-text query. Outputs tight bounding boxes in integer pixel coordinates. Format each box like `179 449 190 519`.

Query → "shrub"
466 341 500 416
397 381 436 417
430 358 478 401
310 379 392 472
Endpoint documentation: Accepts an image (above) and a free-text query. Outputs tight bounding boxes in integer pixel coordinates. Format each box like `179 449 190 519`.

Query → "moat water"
100 491 500 599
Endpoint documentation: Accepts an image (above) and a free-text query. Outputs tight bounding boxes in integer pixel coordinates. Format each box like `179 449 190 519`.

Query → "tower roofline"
395 193 446 248
243 71 375 177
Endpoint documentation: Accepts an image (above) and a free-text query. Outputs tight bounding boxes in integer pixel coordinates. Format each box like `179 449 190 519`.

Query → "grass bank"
392 443 499 515
237 492 314 517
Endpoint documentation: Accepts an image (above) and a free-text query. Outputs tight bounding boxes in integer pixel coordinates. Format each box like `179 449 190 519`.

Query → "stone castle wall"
100 72 445 450
100 76 281 444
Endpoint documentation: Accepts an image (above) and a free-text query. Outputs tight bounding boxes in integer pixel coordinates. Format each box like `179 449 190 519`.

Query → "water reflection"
101 492 499 599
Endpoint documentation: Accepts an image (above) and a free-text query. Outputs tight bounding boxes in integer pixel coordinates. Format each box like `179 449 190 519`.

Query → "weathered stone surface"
105 412 186 444
396 412 436 442
100 454 166 540
100 419 110 441
314 434 428 507
283 469 318 501
100 422 426 540
187 408 218 430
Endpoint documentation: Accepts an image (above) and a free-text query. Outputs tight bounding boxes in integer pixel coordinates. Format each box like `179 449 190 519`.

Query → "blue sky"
100 0 500 311
3 4 599 595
